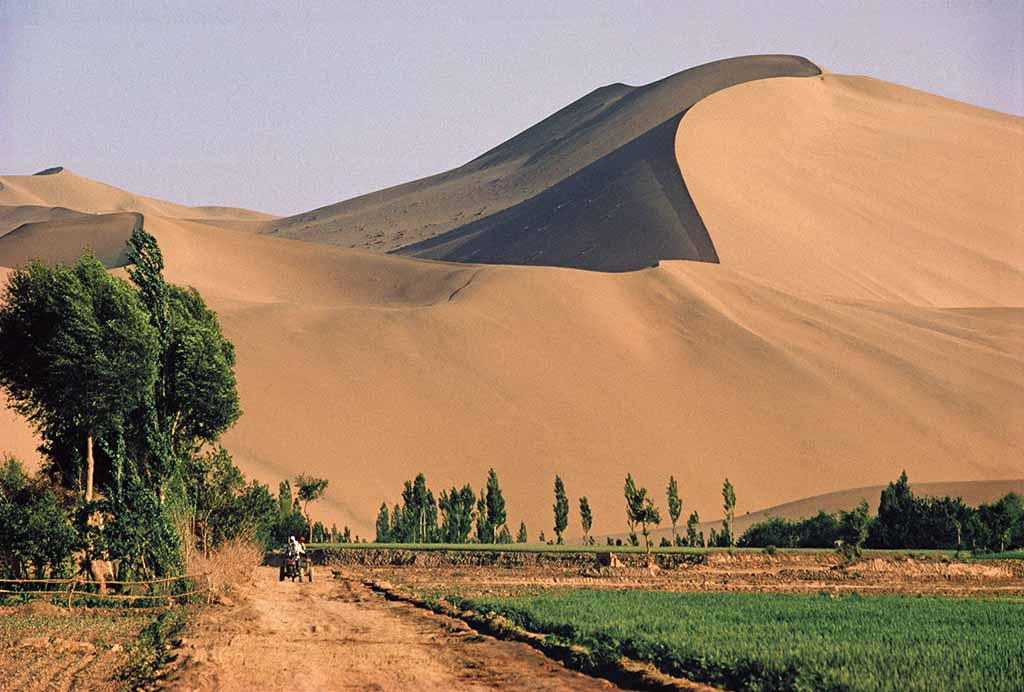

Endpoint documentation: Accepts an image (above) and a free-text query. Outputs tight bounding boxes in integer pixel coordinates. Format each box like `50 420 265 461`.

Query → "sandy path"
164 567 615 691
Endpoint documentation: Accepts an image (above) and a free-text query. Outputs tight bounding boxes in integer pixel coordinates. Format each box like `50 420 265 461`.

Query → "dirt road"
164 567 616 691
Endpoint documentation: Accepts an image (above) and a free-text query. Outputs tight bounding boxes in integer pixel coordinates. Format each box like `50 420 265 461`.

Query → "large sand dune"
267 55 820 271
1 55 1021 536
678 73 1024 307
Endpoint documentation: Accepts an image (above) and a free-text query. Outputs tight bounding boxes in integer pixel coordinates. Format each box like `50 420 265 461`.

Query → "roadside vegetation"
444 589 1024 692
0 229 338 590
366 467 1023 558
739 472 1023 554
0 230 335 687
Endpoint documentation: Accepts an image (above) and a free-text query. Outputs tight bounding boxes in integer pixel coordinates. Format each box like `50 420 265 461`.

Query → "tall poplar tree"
553 476 569 544
722 478 737 547
579 496 593 545
667 476 682 546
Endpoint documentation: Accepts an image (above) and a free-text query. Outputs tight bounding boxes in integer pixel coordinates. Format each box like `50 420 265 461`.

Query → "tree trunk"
84 432 95 503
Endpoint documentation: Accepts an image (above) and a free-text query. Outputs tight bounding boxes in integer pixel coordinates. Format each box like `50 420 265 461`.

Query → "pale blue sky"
2 1 1021 215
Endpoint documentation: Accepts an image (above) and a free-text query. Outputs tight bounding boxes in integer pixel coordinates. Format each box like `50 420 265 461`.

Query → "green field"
444 590 1024 692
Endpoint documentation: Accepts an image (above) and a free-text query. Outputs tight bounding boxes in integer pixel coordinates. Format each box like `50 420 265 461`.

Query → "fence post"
66 580 76 609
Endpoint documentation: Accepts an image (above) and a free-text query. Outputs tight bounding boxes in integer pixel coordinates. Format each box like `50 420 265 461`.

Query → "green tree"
553 476 569 544
624 474 644 546
496 525 513 544
375 502 391 542
181 446 244 555
485 469 507 541
278 480 293 518
295 474 329 542
475 487 490 542
839 500 870 557
398 474 438 543
439 484 476 543
389 503 404 542
722 478 737 547
873 470 917 548
625 475 660 555
0 255 159 503
686 510 701 547
0 457 79 578
516 520 528 543
667 476 682 546
579 496 593 545
637 497 661 555
124 227 240 497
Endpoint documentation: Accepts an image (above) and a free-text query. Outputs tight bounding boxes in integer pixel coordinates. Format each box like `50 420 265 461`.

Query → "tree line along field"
439 589 1024 692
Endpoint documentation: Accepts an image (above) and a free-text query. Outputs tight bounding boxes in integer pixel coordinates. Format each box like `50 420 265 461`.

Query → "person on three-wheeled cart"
280 535 313 582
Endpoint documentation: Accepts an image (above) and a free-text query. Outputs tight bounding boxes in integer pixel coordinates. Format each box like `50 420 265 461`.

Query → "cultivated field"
443 590 1024 692
328 547 1024 691
0 604 170 692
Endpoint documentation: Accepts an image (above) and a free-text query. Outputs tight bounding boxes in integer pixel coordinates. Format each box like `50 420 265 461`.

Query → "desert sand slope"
677 74 1024 307
267 55 820 271
0 214 1021 534
0 167 276 222
0 212 142 268
0 205 84 237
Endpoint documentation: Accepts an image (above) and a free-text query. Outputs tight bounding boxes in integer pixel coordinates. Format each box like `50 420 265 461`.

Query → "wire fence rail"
0 572 212 609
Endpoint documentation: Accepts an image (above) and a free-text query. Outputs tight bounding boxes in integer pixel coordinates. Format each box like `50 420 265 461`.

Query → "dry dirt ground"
163 566 617 692
328 550 1024 599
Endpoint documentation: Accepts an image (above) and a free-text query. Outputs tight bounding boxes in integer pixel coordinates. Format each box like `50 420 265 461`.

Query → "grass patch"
973 549 1024 561
446 589 1024 692
115 609 187 690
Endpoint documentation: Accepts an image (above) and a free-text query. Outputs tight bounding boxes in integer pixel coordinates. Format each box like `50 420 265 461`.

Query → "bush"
0 457 79 579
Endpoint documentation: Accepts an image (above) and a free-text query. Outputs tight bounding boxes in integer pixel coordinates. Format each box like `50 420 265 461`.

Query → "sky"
2 1 1021 216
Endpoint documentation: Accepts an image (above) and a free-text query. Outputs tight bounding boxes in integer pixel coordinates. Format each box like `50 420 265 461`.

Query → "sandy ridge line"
361 576 719 692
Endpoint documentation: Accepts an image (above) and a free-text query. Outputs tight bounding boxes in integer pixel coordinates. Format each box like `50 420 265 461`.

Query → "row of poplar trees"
552 474 736 551
375 469 530 544
372 469 739 552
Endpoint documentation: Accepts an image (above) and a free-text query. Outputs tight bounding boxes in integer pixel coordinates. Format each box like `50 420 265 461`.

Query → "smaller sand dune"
0 212 142 268
0 168 275 222
0 205 85 237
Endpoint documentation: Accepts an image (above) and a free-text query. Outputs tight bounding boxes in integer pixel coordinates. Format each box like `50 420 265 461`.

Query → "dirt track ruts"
162 566 617 691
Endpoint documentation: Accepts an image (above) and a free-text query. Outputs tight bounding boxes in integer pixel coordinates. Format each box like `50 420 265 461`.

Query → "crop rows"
0 610 154 691
448 590 1024 691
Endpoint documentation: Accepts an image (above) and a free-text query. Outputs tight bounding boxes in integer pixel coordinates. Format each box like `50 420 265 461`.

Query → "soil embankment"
320 548 1024 597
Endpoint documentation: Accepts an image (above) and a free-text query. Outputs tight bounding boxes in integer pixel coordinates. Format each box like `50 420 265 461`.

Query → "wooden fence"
0 573 211 608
